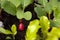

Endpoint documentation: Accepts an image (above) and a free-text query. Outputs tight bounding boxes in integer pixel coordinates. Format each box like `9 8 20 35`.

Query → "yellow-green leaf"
0 27 12 34
26 20 41 40
11 24 17 35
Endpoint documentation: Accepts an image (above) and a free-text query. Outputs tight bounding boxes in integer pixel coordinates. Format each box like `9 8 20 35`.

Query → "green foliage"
38 0 47 6
35 0 60 27
34 6 46 18
0 24 17 35
16 9 32 20
11 24 17 35
8 0 21 7
23 0 33 8
0 24 17 40
26 16 60 40
1 0 33 20
34 0 60 40
50 19 60 27
39 16 50 40
46 27 60 40
1 1 16 16
25 20 41 40
37 0 52 14
49 0 57 10
0 27 12 34
1 0 60 40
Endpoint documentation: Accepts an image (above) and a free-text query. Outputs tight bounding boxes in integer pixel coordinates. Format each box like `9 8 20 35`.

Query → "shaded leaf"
49 0 57 10
34 6 46 18
44 3 52 14
1 1 16 16
23 0 33 8
8 0 21 7
54 6 60 19
50 19 60 27
38 0 47 6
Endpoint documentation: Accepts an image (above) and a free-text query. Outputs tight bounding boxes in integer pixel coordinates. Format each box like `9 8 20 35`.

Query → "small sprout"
18 23 24 31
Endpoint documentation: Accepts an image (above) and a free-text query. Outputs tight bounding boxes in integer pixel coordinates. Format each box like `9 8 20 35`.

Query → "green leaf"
0 27 12 34
51 6 60 27
26 20 41 40
40 16 50 31
23 0 33 8
5 30 12 34
54 7 60 19
38 0 47 6
50 19 60 27
16 9 24 19
34 6 46 18
35 35 41 40
39 16 50 40
44 3 52 14
47 27 60 40
50 20 56 27
1 1 16 16
46 36 58 40
51 27 60 37
8 0 21 7
24 11 32 20
49 0 57 10
16 9 32 20
11 24 17 35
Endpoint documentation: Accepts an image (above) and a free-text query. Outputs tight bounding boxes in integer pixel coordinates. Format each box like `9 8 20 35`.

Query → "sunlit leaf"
39 16 50 40
11 24 17 35
40 16 50 31
47 27 60 40
46 36 58 40
26 20 41 40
